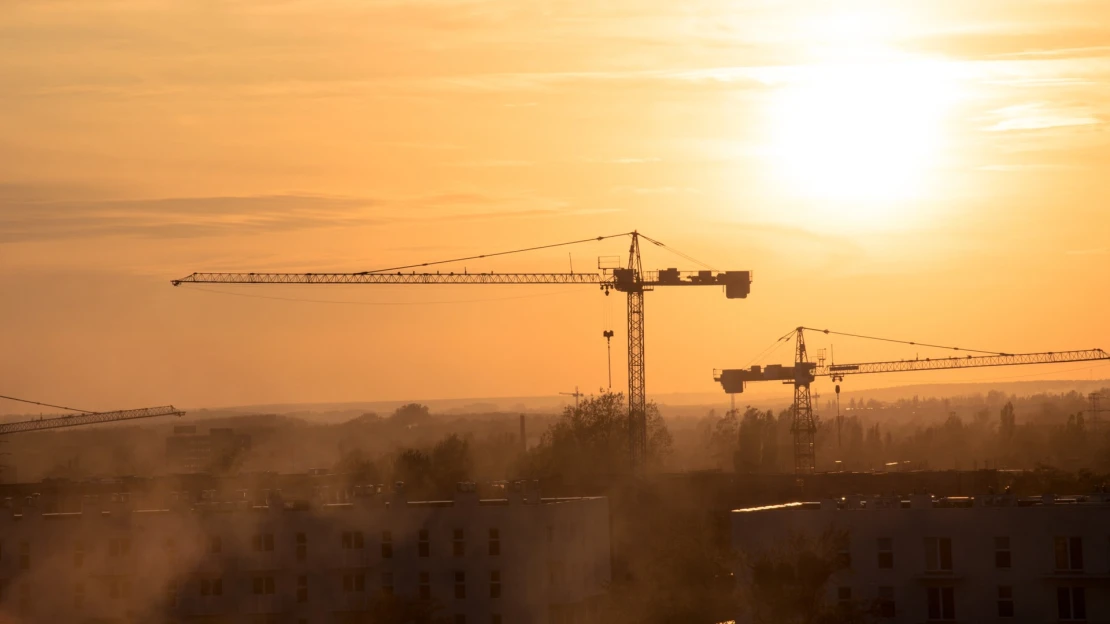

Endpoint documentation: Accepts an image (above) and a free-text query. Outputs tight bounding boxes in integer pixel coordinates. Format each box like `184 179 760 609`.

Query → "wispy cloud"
447 159 533 167
0 188 593 243
1066 247 1108 256
984 103 1101 132
611 185 699 195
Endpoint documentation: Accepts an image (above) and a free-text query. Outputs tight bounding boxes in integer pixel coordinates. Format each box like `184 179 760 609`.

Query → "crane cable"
0 394 93 414
359 232 634 275
637 233 718 271
799 327 1009 356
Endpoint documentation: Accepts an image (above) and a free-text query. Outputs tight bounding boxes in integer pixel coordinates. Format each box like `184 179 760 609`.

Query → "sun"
761 37 959 225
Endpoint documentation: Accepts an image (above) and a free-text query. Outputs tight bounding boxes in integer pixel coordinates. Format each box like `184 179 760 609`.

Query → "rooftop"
733 492 1110 513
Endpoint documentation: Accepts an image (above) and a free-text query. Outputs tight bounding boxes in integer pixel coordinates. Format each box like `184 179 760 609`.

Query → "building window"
296 575 308 603
490 571 501 599
994 537 1011 568
835 536 851 569
489 529 501 556
926 587 955 620
342 573 365 593
924 538 953 572
454 571 466 599
837 586 851 605
252 576 275 595
296 533 306 561
381 531 393 559
381 572 394 596
419 572 430 600
419 529 430 557
200 578 223 596
1055 537 1084 571
74 582 84 608
209 536 222 554
19 541 29 570
546 526 554 544
342 531 364 550
997 586 1014 618
877 538 893 569
252 533 274 552
74 542 85 568
453 529 465 557
877 586 895 618
1058 587 1086 620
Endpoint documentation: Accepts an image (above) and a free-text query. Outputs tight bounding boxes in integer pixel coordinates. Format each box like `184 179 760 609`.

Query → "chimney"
519 414 526 454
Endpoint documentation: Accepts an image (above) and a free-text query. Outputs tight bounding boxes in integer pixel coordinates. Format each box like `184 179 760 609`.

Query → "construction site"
7 0 1110 621
2 229 1109 624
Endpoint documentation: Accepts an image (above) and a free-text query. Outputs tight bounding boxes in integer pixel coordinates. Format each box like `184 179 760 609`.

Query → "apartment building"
731 493 1110 623
0 482 610 624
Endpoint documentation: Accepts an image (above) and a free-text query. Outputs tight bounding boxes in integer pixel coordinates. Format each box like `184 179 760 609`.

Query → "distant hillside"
175 378 1109 422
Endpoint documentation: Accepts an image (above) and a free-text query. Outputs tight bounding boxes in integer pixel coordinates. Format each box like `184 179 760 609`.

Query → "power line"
0 395 92 414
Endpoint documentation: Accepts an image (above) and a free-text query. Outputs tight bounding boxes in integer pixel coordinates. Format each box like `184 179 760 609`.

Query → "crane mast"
716 327 1110 475
174 231 752 473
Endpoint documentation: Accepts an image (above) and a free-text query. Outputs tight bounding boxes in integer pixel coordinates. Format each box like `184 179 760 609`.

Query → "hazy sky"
2 0 1109 412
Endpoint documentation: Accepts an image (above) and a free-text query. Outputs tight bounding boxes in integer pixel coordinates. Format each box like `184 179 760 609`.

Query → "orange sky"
2 0 1109 413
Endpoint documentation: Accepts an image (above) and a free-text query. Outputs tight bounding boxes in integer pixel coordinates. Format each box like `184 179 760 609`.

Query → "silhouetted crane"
173 231 751 472
715 326 1110 475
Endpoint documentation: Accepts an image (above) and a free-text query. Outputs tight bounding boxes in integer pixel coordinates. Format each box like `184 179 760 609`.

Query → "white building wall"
732 495 1110 624
0 489 611 624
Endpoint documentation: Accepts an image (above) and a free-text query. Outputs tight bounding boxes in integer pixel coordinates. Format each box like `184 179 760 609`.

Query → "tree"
999 402 1016 442
335 449 380 486
393 448 432 491
741 528 875 624
391 403 432 427
430 433 473 491
707 409 739 469
528 392 672 479
736 408 765 473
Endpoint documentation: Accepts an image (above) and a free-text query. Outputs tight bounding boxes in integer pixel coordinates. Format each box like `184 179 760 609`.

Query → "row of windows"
2 529 505 570
170 571 506 603
842 585 1088 621
853 535 1096 572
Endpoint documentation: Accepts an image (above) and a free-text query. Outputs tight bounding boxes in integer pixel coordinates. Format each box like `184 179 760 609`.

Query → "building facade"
166 426 253 474
732 493 1110 623
0 483 610 624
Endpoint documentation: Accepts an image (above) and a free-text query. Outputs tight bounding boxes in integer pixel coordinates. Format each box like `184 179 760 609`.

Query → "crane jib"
170 269 752 297
716 349 1110 394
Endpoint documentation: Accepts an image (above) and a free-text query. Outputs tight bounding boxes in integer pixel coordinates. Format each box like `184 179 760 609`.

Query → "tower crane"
714 327 1110 475
0 395 185 435
172 231 752 472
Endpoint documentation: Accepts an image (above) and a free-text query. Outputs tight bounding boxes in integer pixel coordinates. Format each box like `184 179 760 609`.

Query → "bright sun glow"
762 17 960 224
